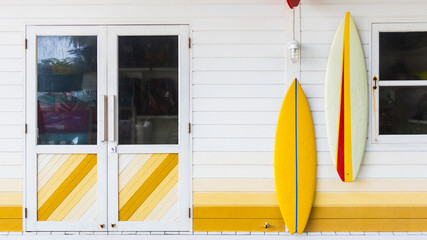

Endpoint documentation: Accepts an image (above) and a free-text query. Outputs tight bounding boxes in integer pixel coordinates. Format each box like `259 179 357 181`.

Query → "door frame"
106 25 191 231
25 24 192 232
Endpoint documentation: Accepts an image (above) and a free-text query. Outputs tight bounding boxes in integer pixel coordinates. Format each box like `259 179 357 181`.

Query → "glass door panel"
117 37 179 223
118 36 179 145
37 36 98 145
107 26 190 231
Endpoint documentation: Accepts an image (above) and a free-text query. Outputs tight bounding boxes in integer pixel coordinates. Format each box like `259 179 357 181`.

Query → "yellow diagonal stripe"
38 154 70 190
47 164 97 221
119 154 152 191
145 183 179 221
62 184 97 221
38 154 86 207
128 164 178 221
118 154 167 209
119 154 178 221
38 154 96 221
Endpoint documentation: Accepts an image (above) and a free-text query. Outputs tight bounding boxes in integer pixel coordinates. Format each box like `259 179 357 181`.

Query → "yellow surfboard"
274 79 317 234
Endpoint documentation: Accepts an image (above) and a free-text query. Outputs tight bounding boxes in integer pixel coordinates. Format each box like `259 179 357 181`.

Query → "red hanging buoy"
287 0 300 9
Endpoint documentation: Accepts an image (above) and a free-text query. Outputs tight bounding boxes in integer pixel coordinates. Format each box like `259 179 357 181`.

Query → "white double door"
26 25 190 232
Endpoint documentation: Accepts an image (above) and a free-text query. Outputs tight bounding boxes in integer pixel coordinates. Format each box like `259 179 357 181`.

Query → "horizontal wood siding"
0 0 424 233
193 0 427 233
0 21 24 231
0 0 288 232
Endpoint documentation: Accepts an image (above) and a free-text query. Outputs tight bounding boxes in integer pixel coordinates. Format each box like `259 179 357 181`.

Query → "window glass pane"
379 86 427 134
118 36 178 144
380 32 427 80
37 36 97 145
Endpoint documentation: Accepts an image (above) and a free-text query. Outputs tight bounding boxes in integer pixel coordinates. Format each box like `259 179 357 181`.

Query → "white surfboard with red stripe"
325 12 368 182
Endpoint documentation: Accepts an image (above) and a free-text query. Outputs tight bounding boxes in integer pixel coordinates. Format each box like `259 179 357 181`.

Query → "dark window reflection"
37 36 97 145
118 36 178 144
379 86 427 134
380 32 427 80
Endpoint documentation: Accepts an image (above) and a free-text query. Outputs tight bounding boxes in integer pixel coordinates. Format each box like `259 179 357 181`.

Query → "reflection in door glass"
118 36 178 144
37 36 97 145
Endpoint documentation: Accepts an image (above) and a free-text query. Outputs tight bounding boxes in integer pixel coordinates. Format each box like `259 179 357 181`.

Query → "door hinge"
188 208 191 218
188 123 192 134
189 37 191 49
25 124 27 134
24 208 27 218
25 39 27 49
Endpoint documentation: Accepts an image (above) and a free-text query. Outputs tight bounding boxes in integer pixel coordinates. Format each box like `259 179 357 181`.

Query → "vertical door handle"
108 95 116 142
99 95 108 142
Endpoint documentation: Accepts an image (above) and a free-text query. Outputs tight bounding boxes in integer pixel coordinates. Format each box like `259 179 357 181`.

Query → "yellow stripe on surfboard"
336 12 353 182
343 12 353 182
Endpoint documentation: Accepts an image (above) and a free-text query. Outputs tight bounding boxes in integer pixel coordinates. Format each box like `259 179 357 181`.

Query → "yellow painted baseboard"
194 192 427 207
193 206 427 232
311 206 427 219
194 206 281 219
194 218 427 232
0 219 22 232
194 219 285 232
194 206 427 219
0 207 22 219
194 179 427 193
306 219 427 232
0 207 22 232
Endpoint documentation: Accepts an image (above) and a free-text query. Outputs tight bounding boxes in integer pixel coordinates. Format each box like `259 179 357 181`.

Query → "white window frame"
371 23 427 148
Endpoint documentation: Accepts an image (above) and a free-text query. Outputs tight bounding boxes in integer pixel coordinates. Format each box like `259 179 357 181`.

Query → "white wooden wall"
1 0 427 230
298 0 427 180
194 0 427 183
0 29 24 197
0 0 288 219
